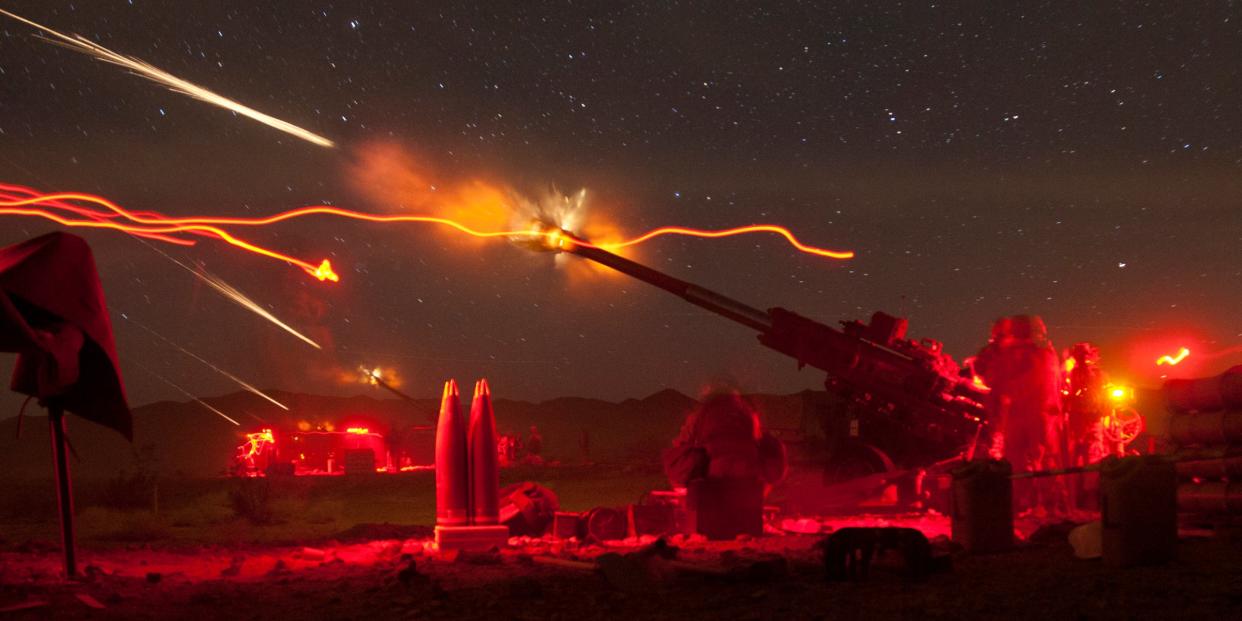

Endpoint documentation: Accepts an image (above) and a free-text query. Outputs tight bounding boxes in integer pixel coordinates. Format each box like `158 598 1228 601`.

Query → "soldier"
973 316 1067 516
662 389 788 539
496 434 515 467
662 389 787 489
1061 342 1109 511
1062 342 1108 466
525 425 544 465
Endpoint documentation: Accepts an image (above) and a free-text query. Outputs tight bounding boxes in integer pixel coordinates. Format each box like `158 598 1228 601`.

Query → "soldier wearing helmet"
1063 342 1108 466
973 315 1067 515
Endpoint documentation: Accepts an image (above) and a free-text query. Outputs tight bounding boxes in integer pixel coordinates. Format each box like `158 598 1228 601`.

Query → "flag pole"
47 400 76 579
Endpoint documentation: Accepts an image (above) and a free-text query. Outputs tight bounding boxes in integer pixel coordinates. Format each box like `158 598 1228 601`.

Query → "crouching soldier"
663 389 787 538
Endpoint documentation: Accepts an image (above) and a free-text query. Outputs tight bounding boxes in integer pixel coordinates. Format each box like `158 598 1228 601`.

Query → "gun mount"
539 228 988 500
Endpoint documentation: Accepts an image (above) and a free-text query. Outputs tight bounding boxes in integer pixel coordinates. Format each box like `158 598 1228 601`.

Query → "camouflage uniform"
663 391 787 488
973 316 1066 514
1063 343 1108 466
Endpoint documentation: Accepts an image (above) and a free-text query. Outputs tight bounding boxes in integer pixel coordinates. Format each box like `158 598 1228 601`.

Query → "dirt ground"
2 513 1240 620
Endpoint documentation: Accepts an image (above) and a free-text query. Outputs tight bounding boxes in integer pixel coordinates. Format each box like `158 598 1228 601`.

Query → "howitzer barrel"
551 227 986 478
567 242 773 332
567 239 904 380
561 235 985 429
373 375 419 403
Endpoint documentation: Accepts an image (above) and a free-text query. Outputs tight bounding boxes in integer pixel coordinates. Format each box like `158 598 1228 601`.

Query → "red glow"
1156 347 1190 366
1119 330 1212 384
1105 383 1133 402
234 425 394 476
236 428 275 475
241 429 275 460
970 374 991 393
1 183 853 282
962 356 990 393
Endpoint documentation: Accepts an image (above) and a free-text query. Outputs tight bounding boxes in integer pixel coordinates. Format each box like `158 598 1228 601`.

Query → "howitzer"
530 227 988 492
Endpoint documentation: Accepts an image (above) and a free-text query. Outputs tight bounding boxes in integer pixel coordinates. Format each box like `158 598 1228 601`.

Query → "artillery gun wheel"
1103 406 1145 453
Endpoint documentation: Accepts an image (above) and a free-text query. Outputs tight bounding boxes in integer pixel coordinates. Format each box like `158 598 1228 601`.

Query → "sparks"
122 314 288 411
1 183 853 283
0 8 334 148
239 429 275 462
128 359 240 426
1156 347 1190 366
311 259 340 282
133 238 324 350
189 265 326 349
360 366 384 385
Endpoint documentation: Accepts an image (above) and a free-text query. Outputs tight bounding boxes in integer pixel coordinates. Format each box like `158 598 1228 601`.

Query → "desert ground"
1 464 1239 620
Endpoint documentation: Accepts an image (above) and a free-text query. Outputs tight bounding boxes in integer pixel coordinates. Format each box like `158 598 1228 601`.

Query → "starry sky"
2 2 1241 418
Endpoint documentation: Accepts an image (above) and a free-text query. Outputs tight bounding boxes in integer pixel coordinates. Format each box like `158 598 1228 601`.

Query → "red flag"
0 232 131 440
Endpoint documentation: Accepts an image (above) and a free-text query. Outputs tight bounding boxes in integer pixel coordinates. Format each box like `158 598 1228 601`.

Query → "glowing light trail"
190 268 326 350
593 225 855 259
1 184 853 282
66 203 854 260
1156 347 1190 366
128 359 240 426
0 8 335 148
4 185 322 349
0 192 339 281
121 313 289 410
0 183 195 246
133 240 324 349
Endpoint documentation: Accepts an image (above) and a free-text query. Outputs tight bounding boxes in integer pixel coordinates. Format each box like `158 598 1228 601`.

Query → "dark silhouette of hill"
0 388 806 480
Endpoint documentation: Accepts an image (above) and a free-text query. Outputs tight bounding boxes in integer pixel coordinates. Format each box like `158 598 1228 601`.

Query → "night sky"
2 2 1241 420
